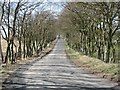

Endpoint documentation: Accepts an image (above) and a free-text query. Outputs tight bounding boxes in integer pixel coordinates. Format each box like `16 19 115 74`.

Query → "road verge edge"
65 45 119 83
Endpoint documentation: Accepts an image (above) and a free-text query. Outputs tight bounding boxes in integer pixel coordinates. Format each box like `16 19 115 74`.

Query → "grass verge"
65 45 119 82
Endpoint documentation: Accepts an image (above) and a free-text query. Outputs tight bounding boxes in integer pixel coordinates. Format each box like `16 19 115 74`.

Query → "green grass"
66 45 119 81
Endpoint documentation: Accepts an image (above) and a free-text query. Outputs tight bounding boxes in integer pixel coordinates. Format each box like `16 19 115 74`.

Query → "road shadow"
2 63 119 90
2 54 120 90
1 85 120 90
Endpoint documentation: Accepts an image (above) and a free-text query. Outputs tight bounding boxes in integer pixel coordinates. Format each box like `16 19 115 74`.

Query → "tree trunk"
111 46 116 63
106 41 111 63
23 38 26 58
98 46 101 59
11 40 15 64
18 40 22 58
0 33 4 63
18 24 22 59
4 42 11 64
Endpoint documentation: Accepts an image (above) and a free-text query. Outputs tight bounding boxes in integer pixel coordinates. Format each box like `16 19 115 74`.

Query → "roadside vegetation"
58 2 120 63
0 1 57 65
66 45 119 82
55 2 120 82
0 0 120 83
0 0 58 83
1 40 56 82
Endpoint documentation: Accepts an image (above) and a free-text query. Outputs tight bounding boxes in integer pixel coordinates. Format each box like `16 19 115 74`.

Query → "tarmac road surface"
2 38 119 90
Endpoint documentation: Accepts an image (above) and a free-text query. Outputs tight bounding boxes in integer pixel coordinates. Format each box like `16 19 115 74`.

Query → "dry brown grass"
1 38 22 54
1 39 7 53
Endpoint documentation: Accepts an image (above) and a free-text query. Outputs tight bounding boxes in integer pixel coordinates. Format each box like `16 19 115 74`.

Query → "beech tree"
1 1 56 64
59 2 120 63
